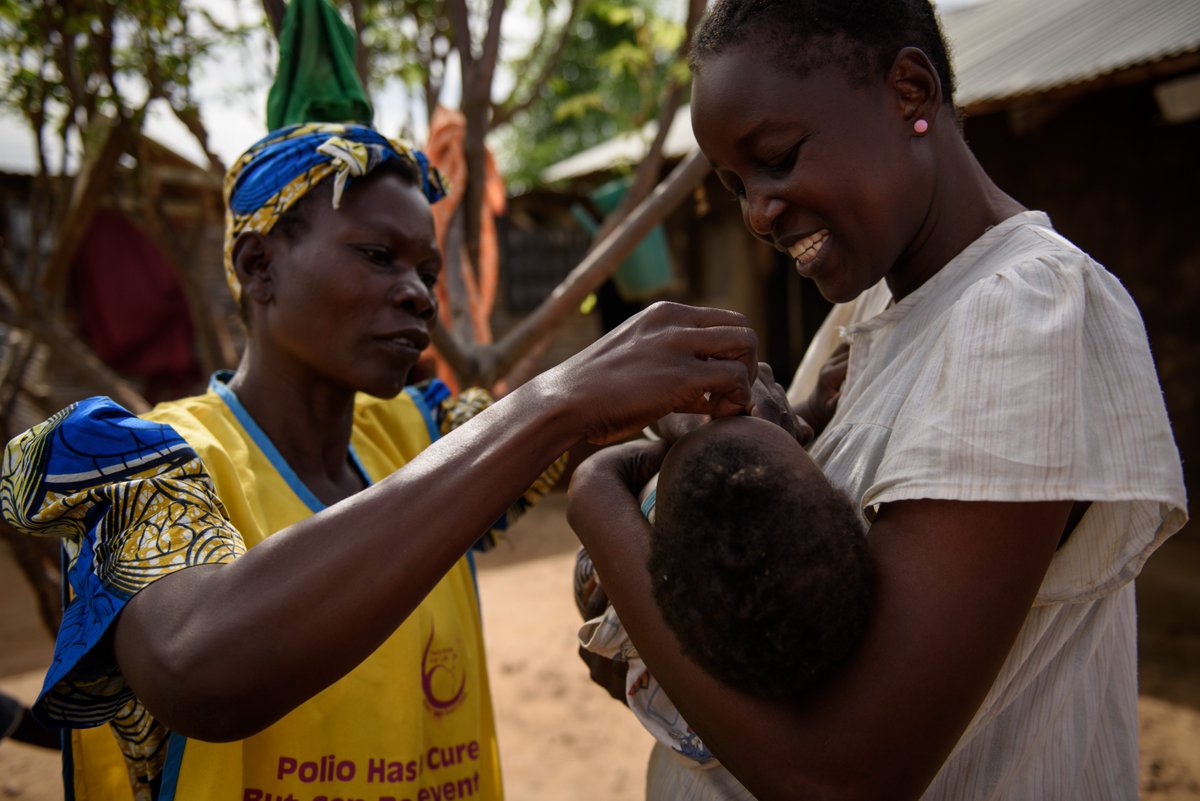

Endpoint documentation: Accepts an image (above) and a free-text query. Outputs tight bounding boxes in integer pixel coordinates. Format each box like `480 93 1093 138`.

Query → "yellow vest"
68 382 501 801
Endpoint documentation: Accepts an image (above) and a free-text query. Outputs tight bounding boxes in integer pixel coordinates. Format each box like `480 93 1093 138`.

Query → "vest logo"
421 622 466 716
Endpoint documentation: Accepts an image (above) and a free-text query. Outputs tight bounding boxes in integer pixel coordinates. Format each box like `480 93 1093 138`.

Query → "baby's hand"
751 362 814 445
796 343 849 437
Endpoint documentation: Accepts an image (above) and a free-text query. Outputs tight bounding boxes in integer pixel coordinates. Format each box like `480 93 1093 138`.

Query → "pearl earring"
913 119 929 135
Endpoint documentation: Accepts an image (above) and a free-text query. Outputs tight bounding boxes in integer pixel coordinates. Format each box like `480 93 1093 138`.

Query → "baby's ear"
232 232 275 305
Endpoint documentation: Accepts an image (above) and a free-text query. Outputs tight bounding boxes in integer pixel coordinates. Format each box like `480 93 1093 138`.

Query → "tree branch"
0 270 150 415
40 115 135 298
347 0 371 94
0 520 62 636
172 103 226 173
593 0 704 241
30 313 151 414
448 0 474 69
455 0 506 332
0 331 38 433
476 0 507 94
262 0 286 38
490 0 583 129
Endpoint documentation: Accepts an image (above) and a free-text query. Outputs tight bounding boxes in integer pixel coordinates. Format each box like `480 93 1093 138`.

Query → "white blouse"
792 210 1187 800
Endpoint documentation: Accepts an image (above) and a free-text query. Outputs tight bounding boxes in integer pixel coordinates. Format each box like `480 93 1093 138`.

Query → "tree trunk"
40 117 134 298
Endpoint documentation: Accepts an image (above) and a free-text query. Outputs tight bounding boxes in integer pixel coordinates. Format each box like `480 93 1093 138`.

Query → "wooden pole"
483 150 709 387
40 117 133 298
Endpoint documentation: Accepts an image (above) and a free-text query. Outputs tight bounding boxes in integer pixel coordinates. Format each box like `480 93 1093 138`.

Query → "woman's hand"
576 646 630 705
566 407 1073 801
109 304 747 741
541 302 758 445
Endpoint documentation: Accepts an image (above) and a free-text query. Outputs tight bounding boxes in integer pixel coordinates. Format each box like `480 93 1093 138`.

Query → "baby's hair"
649 434 873 699
690 0 956 105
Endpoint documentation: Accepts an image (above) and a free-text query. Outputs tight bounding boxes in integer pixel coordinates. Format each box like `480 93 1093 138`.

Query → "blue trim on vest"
60 721 74 801
404 384 442 444
130 376 491 795
400 384 482 602
465 547 480 604
59 543 75 799
206 375 478 598
157 731 188 801
209 372 371 513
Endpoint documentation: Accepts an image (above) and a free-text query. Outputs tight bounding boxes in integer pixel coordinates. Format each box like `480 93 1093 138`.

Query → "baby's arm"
577 594 718 767
575 548 630 704
574 475 718 769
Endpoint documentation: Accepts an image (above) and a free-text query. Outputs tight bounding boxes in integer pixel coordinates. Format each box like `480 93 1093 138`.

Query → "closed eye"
763 141 802 175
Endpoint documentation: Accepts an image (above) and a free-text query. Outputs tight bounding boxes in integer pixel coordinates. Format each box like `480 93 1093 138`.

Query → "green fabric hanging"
266 0 374 130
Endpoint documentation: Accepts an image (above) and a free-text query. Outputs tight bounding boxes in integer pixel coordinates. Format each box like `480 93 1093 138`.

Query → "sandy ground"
2 495 1198 800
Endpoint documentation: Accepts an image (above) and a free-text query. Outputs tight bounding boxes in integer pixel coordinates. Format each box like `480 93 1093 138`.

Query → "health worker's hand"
540 302 758 445
652 362 810 445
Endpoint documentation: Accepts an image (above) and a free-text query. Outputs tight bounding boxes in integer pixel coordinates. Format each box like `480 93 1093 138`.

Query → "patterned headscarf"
222 122 448 301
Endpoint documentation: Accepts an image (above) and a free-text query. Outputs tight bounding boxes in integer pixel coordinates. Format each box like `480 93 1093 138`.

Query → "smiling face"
250 169 442 399
691 43 935 303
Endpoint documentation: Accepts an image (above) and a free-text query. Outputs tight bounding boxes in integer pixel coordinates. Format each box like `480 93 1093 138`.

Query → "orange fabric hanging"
424 106 506 391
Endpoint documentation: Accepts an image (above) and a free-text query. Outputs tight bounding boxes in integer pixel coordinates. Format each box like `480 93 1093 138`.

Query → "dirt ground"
2 495 1198 800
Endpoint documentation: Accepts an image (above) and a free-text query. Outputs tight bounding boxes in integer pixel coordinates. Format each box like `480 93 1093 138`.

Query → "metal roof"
541 104 697 184
541 0 1200 182
946 0 1200 107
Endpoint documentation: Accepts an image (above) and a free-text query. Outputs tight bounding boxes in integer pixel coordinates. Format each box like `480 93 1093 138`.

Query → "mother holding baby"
567 1 1188 800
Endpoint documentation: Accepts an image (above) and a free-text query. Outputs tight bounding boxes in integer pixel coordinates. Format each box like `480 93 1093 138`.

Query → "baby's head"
649 415 872 699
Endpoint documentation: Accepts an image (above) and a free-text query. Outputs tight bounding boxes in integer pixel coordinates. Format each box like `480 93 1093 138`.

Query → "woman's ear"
890 47 942 129
232 232 275 305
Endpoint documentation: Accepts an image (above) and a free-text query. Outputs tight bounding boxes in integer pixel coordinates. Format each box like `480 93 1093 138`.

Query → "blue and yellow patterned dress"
1 374 561 800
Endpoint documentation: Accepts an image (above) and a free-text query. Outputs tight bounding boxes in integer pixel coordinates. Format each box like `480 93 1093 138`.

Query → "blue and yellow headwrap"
222 122 448 302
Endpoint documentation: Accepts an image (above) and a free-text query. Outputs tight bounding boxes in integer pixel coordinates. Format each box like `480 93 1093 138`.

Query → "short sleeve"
864 251 1186 601
0 397 246 725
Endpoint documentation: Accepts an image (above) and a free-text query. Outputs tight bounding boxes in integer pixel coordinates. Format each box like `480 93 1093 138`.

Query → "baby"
577 415 872 767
